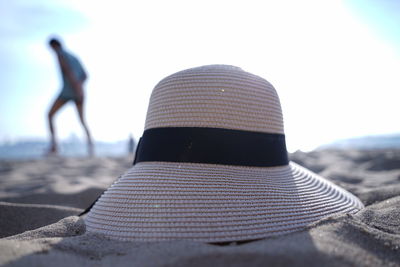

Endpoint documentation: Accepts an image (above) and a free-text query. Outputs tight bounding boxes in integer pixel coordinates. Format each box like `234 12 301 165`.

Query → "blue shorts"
57 86 80 102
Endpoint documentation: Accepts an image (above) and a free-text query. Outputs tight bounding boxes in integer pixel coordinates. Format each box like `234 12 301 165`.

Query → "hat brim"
85 161 363 242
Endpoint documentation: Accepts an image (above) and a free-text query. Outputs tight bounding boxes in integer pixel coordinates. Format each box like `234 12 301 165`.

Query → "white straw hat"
85 65 364 242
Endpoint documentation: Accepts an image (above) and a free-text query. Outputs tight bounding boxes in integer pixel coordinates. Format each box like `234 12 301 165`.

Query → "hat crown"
145 65 284 134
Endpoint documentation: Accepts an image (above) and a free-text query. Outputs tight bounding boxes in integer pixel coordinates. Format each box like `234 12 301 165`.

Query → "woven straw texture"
85 65 364 242
145 65 284 134
86 162 363 242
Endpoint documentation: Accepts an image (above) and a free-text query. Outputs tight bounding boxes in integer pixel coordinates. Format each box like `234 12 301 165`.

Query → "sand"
0 150 399 266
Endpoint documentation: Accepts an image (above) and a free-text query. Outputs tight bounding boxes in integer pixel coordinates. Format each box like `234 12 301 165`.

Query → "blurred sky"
0 0 399 151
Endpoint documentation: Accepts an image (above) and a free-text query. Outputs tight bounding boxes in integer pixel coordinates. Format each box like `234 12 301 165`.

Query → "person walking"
46 37 93 156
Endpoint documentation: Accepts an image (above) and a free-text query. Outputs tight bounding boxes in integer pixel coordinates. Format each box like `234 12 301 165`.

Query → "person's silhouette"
46 37 93 156
128 134 135 155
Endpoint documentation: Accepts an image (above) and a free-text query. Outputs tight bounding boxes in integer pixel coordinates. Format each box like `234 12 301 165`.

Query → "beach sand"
0 150 399 266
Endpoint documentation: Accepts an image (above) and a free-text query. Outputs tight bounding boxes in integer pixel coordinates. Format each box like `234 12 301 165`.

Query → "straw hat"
85 65 364 242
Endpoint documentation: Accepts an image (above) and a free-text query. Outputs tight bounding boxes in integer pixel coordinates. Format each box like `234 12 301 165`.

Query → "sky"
0 0 399 151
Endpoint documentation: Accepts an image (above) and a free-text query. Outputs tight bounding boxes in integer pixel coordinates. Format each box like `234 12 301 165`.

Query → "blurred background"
1 0 399 158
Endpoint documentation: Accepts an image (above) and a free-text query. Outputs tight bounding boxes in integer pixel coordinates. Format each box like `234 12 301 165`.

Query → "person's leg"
47 98 68 153
74 99 94 156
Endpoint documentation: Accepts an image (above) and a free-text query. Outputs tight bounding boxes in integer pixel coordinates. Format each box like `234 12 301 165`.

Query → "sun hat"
85 65 364 242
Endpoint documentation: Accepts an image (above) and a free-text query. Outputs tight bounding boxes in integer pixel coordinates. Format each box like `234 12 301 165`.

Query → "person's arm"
57 53 84 100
